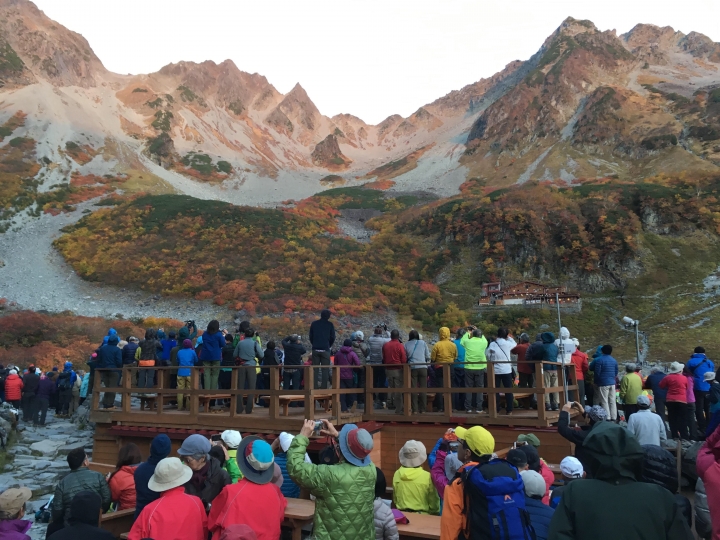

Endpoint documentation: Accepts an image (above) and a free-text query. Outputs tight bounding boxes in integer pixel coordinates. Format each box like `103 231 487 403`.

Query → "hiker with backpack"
440 425 535 540
56 363 77 418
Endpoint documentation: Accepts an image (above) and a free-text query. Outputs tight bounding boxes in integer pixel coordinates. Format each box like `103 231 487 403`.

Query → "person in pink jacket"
697 424 720 540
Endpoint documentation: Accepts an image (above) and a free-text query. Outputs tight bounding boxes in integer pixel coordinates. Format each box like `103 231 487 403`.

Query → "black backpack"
57 372 73 391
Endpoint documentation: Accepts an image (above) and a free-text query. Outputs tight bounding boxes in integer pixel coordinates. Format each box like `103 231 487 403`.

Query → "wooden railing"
90 360 578 426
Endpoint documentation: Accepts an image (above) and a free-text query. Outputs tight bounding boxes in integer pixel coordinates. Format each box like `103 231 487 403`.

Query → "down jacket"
697 426 720 540
695 478 712 539
51 468 111 525
590 354 618 387
4 373 23 401
641 444 678 493
287 435 376 540
374 499 399 540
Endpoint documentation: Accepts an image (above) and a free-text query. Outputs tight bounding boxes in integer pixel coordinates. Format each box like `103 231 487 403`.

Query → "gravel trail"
0 201 226 321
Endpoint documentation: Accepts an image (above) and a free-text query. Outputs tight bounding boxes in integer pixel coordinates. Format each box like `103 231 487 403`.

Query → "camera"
449 441 460 452
313 420 324 433
185 320 195 329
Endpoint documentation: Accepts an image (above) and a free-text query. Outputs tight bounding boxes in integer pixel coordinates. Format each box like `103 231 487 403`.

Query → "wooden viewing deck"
89 361 579 432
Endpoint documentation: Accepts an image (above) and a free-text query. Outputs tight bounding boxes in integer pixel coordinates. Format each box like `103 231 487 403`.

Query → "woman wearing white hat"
660 362 689 440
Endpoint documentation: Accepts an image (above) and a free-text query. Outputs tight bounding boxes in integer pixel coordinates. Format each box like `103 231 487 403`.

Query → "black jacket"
557 410 595 474
309 317 335 351
183 457 231 511
96 343 122 369
262 348 281 366
49 523 115 540
221 343 236 368
282 337 307 367
121 342 139 365
22 372 39 395
137 338 162 361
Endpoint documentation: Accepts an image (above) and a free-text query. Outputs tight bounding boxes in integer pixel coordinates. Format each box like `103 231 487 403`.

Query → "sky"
33 0 720 125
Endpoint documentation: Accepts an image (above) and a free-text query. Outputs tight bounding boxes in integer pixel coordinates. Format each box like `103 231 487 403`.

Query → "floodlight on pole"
623 316 642 365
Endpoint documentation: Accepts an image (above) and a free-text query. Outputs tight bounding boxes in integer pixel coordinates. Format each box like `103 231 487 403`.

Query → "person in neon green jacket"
393 440 440 515
460 328 489 412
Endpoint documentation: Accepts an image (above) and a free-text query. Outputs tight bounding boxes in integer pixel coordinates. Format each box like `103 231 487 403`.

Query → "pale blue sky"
33 0 720 124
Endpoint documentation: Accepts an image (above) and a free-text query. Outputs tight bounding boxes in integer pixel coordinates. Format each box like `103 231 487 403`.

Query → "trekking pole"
556 293 568 403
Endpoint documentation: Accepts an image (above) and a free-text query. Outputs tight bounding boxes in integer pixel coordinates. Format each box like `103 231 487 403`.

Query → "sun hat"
0 487 31 519
507 448 529 469
237 435 275 484
177 434 211 457
444 452 463 481
517 433 541 447
221 430 242 449
520 470 546 498
584 405 608 423
399 440 427 468
455 426 494 456
668 362 684 374
148 457 193 492
339 423 374 467
636 395 651 408
560 456 584 478
704 371 716 382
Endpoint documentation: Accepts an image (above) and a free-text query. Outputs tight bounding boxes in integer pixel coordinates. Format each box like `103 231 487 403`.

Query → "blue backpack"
459 459 536 540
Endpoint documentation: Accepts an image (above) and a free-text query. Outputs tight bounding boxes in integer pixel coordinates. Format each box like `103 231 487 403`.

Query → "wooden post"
92 370 101 412
332 366 341 422
304 365 315 421
443 363 452 420
557 364 567 411
156 367 165 414
365 365 374 419
229 367 238 418
537 361 546 422
269 366 279 420
487 362 497 419
403 363 412 416
189 368 199 417
122 368 132 413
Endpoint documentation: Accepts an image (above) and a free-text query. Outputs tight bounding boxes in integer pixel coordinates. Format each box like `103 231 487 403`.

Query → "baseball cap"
507 448 528 469
560 456 584 478
0 487 32 519
455 426 494 456
177 434 211 456
636 395 651 408
520 470 546 498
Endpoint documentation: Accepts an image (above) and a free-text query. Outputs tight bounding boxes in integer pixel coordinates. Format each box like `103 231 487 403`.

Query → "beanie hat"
150 434 172 460
584 405 608 423
183 339 193 349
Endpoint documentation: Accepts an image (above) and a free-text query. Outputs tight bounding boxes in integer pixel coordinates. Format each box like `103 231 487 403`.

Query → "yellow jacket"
431 328 458 364
393 466 440 515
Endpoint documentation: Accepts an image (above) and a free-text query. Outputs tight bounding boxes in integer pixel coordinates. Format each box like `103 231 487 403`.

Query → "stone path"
0 404 95 540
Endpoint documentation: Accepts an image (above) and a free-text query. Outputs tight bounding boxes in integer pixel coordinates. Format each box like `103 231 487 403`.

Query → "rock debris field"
0 405 95 540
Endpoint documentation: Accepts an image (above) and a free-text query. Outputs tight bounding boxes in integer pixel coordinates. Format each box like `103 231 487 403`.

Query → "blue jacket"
177 348 198 377
525 496 554 540
541 332 558 371
160 339 177 362
687 354 715 392
645 371 667 400
199 331 226 361
453 339 466 363
591 354 618 387
97 342 122 370
274 452 301 498
121 342 139 365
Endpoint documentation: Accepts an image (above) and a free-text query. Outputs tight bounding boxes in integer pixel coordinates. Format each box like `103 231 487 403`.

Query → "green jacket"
619 372 643 405
392 466 440 515
287 435 376 540
51 468 111 525
225 448 243 483
460 333 488 370
548 422 691 540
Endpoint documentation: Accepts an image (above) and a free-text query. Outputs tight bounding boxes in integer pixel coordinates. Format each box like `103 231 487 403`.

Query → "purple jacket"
37 377 57 400
0 519 32 540
334 346 360 379
431 449 449 500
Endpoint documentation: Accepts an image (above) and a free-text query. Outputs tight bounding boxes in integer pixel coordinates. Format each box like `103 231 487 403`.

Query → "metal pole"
556 293 568 402
634 321 641 366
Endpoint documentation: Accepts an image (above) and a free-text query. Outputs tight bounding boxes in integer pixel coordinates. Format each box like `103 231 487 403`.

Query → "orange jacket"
440 462 477 540
4 374 23 401
571 351 589 381
108 465 138 510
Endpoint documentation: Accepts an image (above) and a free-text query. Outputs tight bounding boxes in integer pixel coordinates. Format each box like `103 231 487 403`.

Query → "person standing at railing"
405 330 431 414
431 328 458 413
460 327 488 414
281 335 307 396
335 339 361 413
590 345 618 421
512 333 536 409
570 339 589 407
309 309 336 390
200 320 227 393
368 327 390 409
351 332 370 408
176 339 198 411
383 330 407 415
234 328 263 414
135 329 162 393
486 328 517 415
96 335 122 410
452 329 467 412
540 332 559 412
219 334 235 391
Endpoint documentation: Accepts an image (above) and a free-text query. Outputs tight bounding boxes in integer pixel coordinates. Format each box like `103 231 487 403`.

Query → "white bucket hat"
668 362 684 374
399 440 427 468
148 457 193 492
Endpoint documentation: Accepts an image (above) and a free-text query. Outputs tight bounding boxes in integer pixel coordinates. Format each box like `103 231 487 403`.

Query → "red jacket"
659 373 688 403
570 351 589 381
539 460 554 505
108 465 138 510
697 426 720 540
128 486 207 540
208 479 287 540
382 339 407 370
4 374 23 401
511 343 532 374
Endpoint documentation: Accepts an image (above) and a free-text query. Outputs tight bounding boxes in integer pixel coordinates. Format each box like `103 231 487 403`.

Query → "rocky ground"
0 404 95 540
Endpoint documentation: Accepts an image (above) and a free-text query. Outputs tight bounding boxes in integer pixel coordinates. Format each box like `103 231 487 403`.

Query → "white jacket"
555 327 576 365
487 337 517 375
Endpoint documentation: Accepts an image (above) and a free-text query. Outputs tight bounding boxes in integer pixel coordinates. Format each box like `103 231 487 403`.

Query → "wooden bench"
138 395 156 411
397 511 441 539
261 394 333 416
283 498 315 540
99 508 135 538
199 394 232 411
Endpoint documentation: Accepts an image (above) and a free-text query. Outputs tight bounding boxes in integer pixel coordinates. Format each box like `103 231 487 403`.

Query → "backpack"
459 460 536 540
57 372 73 391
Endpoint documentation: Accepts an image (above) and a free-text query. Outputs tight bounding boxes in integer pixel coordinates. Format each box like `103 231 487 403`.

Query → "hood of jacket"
583 421 643 483
396 466 427 482
107 335 119 346
0 519 31 536
560 327 570 339
178 326 190 339
541 332 556 344
69 490 102 526
439 327 450 341
339 345 354 355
